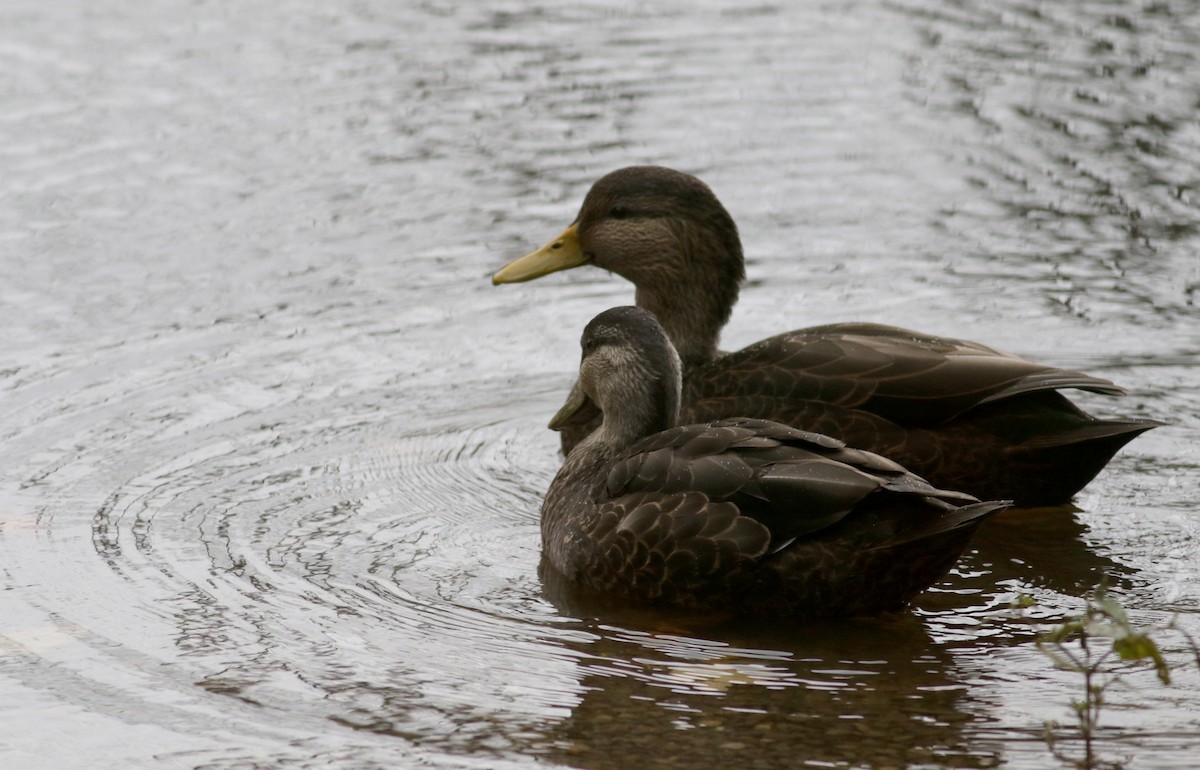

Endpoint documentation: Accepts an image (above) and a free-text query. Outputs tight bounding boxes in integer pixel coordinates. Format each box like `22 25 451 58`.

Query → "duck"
493 166 1161 506
541 306 1009 617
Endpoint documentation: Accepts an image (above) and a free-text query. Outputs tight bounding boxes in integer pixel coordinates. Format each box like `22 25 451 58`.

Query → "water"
1 0 1198 768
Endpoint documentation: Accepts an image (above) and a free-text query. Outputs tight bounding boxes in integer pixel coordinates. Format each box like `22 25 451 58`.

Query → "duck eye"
609 205 633 220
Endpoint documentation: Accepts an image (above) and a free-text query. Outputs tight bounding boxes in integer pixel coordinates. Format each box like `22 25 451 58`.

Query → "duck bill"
548 381 601 431
492 224 589 284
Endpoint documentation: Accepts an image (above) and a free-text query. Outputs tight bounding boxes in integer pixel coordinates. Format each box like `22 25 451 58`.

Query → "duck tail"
868 500 1010 551
1012 417 1163 452
1002 417 1161 505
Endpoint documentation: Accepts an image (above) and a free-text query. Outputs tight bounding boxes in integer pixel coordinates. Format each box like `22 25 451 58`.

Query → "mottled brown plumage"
494 166 1161 506
542 306 1008 617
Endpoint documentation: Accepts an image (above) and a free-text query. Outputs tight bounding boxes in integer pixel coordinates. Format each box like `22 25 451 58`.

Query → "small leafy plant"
1019 585 1200 770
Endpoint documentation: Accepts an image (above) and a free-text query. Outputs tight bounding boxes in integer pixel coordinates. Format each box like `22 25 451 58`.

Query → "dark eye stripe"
609 206 670 220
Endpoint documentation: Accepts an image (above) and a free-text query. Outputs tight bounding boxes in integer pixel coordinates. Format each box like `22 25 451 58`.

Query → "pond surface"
2 0 1198 768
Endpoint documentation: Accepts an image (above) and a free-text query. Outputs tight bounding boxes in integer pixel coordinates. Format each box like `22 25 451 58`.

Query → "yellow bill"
492 224 589 284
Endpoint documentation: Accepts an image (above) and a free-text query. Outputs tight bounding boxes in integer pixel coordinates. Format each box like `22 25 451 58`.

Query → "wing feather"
689 323 1126 426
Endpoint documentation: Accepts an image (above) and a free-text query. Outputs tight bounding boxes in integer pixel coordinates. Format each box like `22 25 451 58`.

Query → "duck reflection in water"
538 565 1002 770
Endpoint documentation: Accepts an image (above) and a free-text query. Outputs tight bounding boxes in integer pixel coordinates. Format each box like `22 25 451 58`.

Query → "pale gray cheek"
578 359 602 401
582 348 644 399
606 347 641 377
580 354 622 399
612 351 659 394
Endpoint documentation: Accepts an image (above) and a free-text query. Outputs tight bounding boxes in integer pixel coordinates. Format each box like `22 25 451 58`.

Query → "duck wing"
575 420 1005 609
577 490 769 604
601 420 976 556
692 323 1125 427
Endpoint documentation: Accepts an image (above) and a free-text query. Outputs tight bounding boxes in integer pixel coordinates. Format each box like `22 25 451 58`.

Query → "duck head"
549 306 682 452
494 167 745 367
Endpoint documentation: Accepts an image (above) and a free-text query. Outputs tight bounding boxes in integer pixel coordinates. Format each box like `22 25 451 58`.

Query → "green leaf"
1113 634 1170 684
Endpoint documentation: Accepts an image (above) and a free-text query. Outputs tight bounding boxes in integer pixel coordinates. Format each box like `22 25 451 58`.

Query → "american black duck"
542 306 1008 617
494 166 1161 506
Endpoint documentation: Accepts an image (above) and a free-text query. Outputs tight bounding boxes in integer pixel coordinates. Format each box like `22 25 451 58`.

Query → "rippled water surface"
2 1 1198 768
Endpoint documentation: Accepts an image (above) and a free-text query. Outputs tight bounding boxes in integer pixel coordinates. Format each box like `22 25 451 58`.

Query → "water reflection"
540 570 1000 769
971 507 1134 594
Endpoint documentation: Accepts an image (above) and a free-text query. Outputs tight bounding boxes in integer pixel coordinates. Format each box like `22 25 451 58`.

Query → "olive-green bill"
548 381 601 431
492 224 589 284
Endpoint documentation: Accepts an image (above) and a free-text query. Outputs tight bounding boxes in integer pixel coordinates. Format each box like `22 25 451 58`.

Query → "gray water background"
1 0 1198 768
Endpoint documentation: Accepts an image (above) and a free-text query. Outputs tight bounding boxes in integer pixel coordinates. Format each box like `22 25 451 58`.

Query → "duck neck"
632 224 743 369
597 400 675 452
635 283 732 370
586 351 681 456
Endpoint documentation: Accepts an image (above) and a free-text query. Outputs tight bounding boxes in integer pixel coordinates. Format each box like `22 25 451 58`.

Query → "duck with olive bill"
494 166 1161 507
